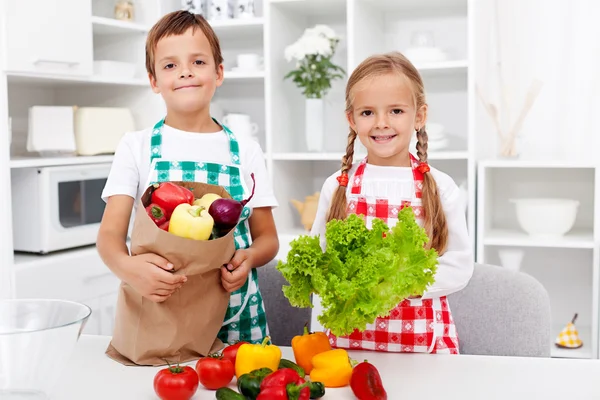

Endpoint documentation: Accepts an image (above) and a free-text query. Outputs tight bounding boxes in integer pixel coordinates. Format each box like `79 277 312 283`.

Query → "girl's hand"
121 253 187 303
221 249 254 292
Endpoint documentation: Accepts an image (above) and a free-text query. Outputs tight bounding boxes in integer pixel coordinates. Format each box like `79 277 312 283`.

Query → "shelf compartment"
9 155 115 169
416 60 468 75
270 0 347 19
210 17 264 40
223 70 265 81
91 16 149 35
6 71 149 87
484 229 596 249
271 160 340 233
478 166 596 244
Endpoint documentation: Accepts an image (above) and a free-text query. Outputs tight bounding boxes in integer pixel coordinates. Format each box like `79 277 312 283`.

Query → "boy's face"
149 27 223 115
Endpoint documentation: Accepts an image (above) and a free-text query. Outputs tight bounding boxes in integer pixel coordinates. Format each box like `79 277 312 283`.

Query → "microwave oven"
11 163 111 254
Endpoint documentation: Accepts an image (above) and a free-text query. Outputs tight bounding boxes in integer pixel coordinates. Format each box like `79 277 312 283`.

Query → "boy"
97 10 279 344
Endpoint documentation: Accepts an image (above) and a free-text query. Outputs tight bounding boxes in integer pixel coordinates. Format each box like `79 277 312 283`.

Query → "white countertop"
50 335 600 400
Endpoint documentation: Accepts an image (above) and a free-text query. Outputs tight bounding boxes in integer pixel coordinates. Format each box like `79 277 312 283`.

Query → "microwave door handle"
80 180 87 225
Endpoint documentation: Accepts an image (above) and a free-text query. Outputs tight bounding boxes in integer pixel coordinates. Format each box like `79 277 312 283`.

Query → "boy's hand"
122 253 187 303
221 249 254 293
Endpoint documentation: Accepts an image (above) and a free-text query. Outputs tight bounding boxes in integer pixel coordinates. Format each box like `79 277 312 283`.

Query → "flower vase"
305 98 324 152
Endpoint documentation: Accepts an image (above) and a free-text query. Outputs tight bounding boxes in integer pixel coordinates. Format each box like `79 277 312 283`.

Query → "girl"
310 52 473 354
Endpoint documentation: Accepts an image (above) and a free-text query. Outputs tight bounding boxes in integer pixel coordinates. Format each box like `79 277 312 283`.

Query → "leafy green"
276 207 438 336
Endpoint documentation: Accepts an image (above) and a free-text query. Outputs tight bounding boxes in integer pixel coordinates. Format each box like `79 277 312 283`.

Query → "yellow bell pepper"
309 349 353 388
193 193 222 209
168 203 214 240
291 323 332 374
235 336 282 378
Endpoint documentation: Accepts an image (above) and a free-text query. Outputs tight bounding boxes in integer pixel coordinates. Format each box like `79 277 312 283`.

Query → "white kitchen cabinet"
476 161 600 359
4 0 93 77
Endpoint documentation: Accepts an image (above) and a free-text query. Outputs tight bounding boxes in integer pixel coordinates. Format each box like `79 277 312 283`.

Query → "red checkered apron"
327 154 460 354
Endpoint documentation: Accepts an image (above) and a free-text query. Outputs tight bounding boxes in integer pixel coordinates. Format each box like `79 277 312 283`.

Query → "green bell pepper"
236 367 273 400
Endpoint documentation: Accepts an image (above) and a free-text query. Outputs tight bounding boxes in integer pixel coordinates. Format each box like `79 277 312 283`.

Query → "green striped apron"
146 118 269 344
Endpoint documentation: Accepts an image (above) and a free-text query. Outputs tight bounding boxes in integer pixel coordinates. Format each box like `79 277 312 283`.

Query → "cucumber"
215 387 246 400
278 358 305 378
308 381 326 399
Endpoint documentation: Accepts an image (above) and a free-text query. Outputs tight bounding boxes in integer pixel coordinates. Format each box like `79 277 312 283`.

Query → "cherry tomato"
153 364 199 400
221 341 249 366
195 354 235 390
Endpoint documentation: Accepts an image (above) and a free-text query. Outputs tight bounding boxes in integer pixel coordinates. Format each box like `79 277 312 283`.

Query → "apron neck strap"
149 117 241 165
349 153 424 198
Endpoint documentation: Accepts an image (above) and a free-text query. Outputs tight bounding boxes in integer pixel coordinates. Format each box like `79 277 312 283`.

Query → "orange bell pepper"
291 323 331 374
309 349 353 388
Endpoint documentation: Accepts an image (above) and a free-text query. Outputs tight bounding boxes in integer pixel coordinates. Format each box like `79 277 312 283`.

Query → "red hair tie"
336 173 349 187
417 162 430 174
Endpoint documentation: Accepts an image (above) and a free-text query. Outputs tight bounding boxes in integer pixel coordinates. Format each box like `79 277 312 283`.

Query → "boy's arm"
97 195 134 279
221 207 279 293
247 207 279 267
97 195 187 302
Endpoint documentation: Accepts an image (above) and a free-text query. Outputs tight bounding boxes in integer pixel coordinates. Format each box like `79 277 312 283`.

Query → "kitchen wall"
475 0 600 162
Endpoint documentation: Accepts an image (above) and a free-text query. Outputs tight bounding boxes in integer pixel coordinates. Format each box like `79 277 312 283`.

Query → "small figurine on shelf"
114 0 134 22
555 313 583 349
291 192 320 231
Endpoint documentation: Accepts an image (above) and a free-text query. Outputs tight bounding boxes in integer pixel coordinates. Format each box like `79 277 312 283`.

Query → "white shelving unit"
476 161 600 359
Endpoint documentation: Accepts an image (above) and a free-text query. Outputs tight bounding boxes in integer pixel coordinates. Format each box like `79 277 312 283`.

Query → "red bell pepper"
145 203 167 226
350 360 387 400
151 182 194 218
221 341 249 366
159 220 169 231
257 369 309 400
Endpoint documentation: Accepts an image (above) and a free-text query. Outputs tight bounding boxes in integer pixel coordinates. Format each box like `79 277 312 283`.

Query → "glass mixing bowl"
0 299 91 399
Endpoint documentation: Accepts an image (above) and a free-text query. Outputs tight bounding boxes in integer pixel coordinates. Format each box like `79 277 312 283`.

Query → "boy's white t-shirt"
101 124 278 211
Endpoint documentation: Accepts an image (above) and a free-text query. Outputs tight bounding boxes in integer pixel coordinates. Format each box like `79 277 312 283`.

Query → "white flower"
283 24 338 62
306 24 338 40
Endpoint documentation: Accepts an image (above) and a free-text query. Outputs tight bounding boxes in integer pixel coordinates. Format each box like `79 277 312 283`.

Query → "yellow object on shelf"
555 313 583 349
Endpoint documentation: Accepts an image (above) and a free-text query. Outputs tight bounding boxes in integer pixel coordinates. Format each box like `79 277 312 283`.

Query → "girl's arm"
310 174 339 250
421 183 474 299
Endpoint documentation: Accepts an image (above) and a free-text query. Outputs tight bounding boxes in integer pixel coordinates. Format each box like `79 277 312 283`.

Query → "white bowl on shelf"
510 198 580 238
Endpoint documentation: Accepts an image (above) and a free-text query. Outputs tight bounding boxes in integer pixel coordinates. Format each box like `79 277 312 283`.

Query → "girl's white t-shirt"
101 124 278 211
310 161 474 299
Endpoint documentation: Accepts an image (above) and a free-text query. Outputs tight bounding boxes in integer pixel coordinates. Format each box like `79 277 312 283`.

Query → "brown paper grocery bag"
106 181 235 366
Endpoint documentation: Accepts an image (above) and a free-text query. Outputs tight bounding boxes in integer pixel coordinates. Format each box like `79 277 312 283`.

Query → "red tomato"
153 364 199 400
195 355 235 390
221 341 249 366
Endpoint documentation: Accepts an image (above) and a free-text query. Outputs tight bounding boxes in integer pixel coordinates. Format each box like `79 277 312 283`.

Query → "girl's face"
347 72 426 167
149 27 223 115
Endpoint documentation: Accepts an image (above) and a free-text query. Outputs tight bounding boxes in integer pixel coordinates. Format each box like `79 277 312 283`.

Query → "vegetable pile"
144 174 255 240
276 206 439 336
152 328 388 399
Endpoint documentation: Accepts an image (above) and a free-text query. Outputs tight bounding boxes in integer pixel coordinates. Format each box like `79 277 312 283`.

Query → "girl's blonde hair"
326 51 448 254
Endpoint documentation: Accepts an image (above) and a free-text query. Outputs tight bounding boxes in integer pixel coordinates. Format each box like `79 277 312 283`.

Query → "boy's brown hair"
145 10 223 78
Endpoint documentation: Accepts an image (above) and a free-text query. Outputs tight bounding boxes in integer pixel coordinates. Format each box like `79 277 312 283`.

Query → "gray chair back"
257 261 312 346
448 263 552 357
259 260 552 357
